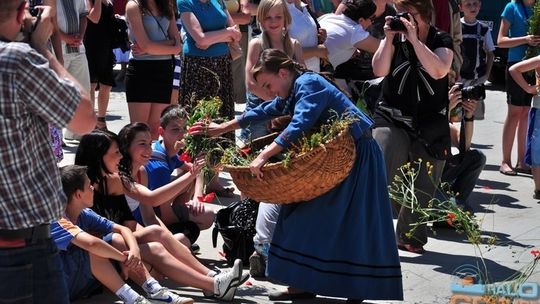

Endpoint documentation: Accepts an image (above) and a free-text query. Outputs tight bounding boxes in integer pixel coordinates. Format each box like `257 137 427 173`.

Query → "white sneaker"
133 295 152 304
213 259 250 301
147 287 194 304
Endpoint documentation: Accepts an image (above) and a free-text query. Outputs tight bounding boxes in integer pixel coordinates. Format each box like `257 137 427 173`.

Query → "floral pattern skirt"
180 54 234 120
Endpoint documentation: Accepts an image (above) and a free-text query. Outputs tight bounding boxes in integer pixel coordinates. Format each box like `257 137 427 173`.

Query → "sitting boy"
145 105 215 246
53 165 193 304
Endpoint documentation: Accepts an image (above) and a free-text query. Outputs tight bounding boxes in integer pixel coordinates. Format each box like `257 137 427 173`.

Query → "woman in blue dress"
193 48 403 301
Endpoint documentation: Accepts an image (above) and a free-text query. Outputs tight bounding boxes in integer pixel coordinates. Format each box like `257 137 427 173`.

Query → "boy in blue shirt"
145 105 215 247
53 165 194 304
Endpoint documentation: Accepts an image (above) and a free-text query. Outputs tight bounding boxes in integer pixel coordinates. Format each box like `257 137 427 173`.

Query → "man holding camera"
0 1 95 302
441 85 486 213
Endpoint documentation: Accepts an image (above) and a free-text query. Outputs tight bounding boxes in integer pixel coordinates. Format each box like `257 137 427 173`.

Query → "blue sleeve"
50 218 83 251
501 3 515 23
275 77 329 148
177 0 193 13
145 161 174 190
237 99 289 128
78 209 115 236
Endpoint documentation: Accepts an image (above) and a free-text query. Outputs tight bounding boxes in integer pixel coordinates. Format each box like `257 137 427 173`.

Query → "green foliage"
525 0 540 59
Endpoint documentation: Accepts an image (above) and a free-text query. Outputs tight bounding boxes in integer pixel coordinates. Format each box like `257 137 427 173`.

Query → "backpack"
212 199 259 266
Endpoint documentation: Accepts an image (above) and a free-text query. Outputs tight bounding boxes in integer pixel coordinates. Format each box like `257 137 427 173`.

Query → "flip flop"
499 169 517 176
514 166 532 175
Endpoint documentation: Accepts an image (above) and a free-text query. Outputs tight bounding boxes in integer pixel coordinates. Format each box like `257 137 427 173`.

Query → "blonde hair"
256 0 295 58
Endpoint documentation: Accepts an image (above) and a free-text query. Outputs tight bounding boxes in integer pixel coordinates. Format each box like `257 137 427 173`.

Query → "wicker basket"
224 129 356 204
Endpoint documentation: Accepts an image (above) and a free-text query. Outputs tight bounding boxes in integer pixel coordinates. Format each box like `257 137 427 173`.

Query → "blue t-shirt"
177 0 229 57
145 140 184 190
501 1 533 62
51 208 114 251
238 72 373 149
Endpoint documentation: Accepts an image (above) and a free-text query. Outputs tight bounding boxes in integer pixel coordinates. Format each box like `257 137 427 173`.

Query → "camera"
388 13 410 32
458 83 486 101
28 0 43 17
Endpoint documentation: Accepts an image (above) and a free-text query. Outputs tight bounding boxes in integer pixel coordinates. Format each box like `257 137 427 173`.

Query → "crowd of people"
1 0 539 303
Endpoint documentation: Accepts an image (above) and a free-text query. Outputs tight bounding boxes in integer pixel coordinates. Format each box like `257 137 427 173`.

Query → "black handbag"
212 199 259 266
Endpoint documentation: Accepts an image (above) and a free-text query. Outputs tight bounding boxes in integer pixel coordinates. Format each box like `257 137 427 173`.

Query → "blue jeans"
0 238 69 303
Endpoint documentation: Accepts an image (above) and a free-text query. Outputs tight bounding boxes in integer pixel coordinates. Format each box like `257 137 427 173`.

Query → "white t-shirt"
287 2 320 72
319 14 369 67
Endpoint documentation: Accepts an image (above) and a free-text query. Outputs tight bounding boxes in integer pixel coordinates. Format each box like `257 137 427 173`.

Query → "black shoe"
268 289 316 301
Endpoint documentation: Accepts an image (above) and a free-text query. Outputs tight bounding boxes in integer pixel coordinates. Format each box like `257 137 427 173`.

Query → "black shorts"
125 59 174 104
506 63 534 106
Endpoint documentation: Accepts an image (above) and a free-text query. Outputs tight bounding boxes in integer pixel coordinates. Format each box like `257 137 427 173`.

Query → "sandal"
397 242 426 254
514 166 532 175
499 163 517 176
96 116 108 131
212 187 236 198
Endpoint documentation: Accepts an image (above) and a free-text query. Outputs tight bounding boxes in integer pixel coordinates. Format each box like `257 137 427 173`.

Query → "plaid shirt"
0 41 80 230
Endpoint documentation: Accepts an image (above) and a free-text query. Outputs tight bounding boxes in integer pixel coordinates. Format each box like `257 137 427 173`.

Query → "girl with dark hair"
497 0 540 176
125 0 182 139
192 48 403 302
75 130 248 301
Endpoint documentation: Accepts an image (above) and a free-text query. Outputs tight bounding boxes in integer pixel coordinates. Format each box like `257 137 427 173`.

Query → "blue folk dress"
237 72 403 300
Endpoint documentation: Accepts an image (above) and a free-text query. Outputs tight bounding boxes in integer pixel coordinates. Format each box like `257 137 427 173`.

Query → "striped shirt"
0 41 81 229
56 0 88 54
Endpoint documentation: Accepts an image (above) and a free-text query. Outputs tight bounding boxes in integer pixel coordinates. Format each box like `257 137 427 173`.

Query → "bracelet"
463 116 475 122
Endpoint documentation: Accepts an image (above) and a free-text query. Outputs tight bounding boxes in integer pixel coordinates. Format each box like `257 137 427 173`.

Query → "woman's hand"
130 43 146 56
401 13 419 44
227 25 242 42
188 121 222 137
382 16 399 39
526 35 540 47
190 155 205 175
249 154 267 181
525 84 539 95
316 44 329 60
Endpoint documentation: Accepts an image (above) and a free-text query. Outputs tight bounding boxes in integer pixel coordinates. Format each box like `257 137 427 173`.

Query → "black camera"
458 83 486 101
28 0 43 17
388 13 410 32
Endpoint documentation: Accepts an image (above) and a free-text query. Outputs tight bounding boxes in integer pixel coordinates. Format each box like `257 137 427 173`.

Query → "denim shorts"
60 247 102 301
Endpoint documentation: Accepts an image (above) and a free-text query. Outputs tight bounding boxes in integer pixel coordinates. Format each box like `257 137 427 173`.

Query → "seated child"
145 105 215 243
53 165 194 304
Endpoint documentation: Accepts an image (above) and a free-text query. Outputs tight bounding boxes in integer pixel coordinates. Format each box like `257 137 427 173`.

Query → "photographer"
372 0 453 254
440 85 486 213
0 1 95 302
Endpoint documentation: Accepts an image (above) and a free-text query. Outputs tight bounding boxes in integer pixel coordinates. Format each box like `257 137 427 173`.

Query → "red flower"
531 249 540 258
188 125 205 135
239 147 252 157
197 192 215 203
178 152 192 163
446 213 457 226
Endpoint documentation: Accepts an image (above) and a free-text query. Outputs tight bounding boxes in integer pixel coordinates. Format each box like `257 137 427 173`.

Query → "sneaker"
147 287 194 304
202 267 222 298
249 252 266 278
133 295 152 304
213 259 250 301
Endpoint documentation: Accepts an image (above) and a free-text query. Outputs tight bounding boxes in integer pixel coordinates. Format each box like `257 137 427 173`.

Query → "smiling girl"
239 0 304 143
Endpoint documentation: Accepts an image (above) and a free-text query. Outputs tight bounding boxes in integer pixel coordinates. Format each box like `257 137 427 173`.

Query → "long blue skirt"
267 137 403 300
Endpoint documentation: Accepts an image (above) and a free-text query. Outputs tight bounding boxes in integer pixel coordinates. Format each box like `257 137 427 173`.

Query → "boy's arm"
111 224 141 262
71 232 127 263
483 51 494 83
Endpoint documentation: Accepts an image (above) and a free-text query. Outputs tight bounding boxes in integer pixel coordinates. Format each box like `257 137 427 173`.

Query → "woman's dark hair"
75 130 119 185
117 122 151 182
136 0 174 19
342 0 376 22
252 48 306 80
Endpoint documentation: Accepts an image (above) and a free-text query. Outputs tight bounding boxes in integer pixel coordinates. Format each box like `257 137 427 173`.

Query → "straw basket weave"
224 129 356 204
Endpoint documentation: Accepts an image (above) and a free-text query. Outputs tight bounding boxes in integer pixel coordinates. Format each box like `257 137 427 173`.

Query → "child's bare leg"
89 254 127 293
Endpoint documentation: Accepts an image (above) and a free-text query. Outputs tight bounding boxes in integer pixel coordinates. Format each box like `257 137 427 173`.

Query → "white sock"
142 277 163 294
115 284 141 304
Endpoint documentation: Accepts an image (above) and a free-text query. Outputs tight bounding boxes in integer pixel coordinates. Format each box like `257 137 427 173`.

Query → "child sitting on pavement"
144 105 215 248
53 165 193 304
